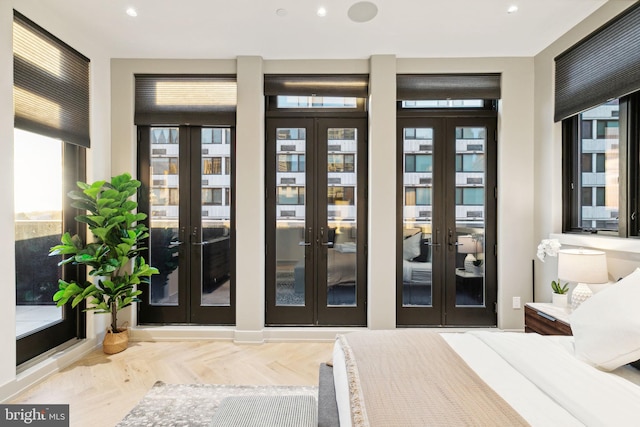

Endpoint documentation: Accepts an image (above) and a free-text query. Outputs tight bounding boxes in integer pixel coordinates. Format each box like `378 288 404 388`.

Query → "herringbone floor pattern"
10 340 334 427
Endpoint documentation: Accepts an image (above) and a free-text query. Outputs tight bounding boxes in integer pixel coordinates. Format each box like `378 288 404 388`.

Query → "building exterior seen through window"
14 129 63 338
578 100 619 231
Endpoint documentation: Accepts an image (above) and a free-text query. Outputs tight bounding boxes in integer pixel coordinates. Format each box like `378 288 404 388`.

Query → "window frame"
562 92 639 237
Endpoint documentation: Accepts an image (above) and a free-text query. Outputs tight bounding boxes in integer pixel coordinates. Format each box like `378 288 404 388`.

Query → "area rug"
117 381 318 427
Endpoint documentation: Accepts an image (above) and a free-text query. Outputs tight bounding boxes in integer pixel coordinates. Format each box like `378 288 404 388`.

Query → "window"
456 188 484 206
328 154 355 172
557 4 640 237
202 188 223 205
13 11 88 364
404 128 433 140
328 128 356 140
455 154 484 172
202 128 228 144
203 157 222 175
278 154 305 172
152 157 179 175
406 154 432 172
277 128 306 140
401 100 484 108
405 187 431 206
327 186 355 205
277 186 305 205
277 96 357 109
564 98 627 234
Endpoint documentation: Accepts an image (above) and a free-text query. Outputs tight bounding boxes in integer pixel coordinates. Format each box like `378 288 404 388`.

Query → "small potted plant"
551 280 569 307
49 173 158 354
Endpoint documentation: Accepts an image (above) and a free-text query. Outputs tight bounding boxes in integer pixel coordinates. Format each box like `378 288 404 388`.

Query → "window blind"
135 75 237 125
264 75 369 97
555 3 640 122
13 11 90 148
397 74 501 100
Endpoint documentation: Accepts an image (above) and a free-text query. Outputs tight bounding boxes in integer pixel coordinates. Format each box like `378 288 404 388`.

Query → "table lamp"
557 248 608 310
458 235 482 271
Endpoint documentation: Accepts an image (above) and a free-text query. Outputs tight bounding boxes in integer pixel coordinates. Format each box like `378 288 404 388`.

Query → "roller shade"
13 11 90 148
264 75 369 97
397 74 501 100
135 75 237 125
555 3 640 122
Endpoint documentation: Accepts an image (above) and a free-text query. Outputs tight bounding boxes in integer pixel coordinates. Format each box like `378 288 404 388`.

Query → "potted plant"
551 280 569 307
49 173 158 354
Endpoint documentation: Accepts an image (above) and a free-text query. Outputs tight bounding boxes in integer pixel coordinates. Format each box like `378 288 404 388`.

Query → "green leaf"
121 200 137 212
75 215 103 228
71 199 98 214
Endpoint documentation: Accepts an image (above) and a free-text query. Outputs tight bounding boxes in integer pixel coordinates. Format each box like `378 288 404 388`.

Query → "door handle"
319 226 332 246
429 228 441 248
447 228 460 250
168 240 183 248
299 227 312 246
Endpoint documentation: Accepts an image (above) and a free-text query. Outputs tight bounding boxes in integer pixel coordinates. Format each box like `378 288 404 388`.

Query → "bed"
327 267 640 426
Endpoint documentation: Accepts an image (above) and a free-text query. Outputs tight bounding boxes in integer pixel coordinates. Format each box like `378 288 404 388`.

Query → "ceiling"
19 0 632 59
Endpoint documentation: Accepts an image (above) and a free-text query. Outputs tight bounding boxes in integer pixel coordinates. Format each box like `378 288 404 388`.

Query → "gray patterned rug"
117 381 318 427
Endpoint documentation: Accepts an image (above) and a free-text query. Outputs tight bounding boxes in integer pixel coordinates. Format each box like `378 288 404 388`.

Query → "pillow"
403 232 421 261
571 268 640 371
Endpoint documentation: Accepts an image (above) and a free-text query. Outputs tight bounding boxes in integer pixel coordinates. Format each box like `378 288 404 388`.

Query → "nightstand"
524 302 572 336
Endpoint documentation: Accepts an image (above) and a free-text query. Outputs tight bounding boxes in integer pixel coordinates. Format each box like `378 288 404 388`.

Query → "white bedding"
402 260 431 283
333 331 640 427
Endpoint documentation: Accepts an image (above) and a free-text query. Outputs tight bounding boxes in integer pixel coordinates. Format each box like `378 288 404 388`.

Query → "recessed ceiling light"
276 8 288 17
348 1 378 23
126 7 138 17
317 7 327 17
507 5 518 14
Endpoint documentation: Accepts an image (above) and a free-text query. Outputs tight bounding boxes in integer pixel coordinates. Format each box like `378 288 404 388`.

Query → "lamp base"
571 283 593 310
464 254 476 271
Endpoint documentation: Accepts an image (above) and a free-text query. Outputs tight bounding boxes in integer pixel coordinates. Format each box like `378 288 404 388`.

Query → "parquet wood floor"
9 340 334 427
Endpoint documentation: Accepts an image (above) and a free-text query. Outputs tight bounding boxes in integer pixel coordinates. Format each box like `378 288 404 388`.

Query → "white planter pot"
552 293 568 308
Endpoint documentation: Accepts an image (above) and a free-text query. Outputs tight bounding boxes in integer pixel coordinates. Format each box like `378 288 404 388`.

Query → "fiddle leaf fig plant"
49 173 158 333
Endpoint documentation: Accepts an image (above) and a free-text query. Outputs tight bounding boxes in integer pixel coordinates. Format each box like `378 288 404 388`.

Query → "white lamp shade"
557 249 608 284
458 235 481 254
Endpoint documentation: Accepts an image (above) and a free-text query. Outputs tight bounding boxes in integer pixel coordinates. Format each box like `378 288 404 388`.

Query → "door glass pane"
579 100 619 231
149 127 180 305
14 129 63 337
402 128 433 307
327 128 358 307
201 128 231 306
275 128 307 306
455 127 486 307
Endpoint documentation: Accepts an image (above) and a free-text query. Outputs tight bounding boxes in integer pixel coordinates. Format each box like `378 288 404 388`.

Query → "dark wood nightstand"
524 303 572 336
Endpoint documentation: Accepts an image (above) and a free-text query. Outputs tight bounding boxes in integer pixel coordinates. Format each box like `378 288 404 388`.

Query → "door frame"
396 110 498 327
137 125 236 325
265 116 368 326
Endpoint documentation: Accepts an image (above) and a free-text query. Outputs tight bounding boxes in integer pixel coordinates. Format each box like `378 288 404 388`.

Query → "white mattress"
333 331 640 427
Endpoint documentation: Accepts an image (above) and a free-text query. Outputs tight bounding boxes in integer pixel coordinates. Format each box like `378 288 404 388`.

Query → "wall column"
367 55 397 329
235 56 266 341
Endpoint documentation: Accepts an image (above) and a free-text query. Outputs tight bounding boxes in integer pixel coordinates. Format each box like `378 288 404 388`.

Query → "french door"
266 118 367 326
138 125 235 324
397 116 497 326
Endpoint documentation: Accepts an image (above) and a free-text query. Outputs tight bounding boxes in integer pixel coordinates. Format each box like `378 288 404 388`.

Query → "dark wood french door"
265 118 367 326
137 125 235 324
397 116 497 326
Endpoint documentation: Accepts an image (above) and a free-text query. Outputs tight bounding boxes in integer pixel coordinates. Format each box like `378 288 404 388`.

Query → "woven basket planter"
103 328 129 354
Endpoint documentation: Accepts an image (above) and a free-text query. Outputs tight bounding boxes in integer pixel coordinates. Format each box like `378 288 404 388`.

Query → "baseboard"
0 338 98 403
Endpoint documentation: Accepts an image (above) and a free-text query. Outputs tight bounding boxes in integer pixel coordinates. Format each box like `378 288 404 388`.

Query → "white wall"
111 56 535 334
533 1 640 302
0 0 111 401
